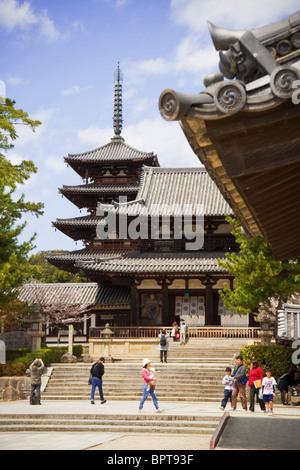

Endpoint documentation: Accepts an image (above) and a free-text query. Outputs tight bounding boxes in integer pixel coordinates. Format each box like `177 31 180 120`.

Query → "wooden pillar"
158 278 172 326
203 277 217 325
161 282 169 326
130 282 140 326
205 285 214 326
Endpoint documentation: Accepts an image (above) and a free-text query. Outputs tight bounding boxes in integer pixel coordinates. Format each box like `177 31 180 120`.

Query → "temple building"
28 64 252 339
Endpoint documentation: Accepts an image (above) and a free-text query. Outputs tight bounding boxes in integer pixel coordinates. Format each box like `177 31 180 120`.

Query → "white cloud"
0 0 70 42
170 0 300 31
0 0 37 31
76 118 200 169
45 156 67 174
6 75 26 86
77 125 113 149
60 84 92 96
14 108 56 146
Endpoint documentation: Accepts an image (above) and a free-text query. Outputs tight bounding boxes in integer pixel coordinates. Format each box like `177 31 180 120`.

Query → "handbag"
258 387 263 400
254 379 262 389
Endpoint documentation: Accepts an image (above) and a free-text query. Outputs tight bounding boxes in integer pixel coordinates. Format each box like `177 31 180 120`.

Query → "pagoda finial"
112 62 123 139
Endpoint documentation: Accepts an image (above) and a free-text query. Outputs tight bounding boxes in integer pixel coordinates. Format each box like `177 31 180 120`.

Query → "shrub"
0 345 84 376
241 345 300 382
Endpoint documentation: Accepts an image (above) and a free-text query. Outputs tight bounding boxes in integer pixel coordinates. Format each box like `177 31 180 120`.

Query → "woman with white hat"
138 358 164 413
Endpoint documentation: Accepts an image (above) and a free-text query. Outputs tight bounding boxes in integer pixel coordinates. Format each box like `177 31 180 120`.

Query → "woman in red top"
138 358 164 413
248 359 266 412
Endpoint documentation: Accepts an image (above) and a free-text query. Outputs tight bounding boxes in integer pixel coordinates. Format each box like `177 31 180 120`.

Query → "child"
220 367 234 411
262 368 277 416
147 367 156 391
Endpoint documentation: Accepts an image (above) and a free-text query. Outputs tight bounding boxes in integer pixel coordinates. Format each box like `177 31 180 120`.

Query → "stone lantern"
26 304 45 353
256 311 274 345
101 323 114 361
101 323 114 339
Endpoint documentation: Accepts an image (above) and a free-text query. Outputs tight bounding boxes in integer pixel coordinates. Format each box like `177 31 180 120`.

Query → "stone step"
40 395 222 401
0 423 216 434
0 414 219 434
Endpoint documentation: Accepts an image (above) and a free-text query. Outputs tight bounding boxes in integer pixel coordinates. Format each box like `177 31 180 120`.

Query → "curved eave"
76 252 228 276
179 99 300 260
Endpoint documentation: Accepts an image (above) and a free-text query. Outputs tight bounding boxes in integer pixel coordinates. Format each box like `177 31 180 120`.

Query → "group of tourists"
28 326 298 414
220 355 299 415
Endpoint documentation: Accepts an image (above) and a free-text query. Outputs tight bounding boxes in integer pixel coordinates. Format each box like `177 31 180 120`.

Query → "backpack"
160 334 167 347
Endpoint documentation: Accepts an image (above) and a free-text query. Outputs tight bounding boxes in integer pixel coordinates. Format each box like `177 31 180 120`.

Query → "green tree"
0 98 44 322
218 216 300 317
29 251 83 283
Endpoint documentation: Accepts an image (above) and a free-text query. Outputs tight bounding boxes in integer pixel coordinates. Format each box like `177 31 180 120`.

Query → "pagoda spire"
112 62 124 139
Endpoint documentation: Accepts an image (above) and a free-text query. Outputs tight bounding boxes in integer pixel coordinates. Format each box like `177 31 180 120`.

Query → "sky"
1 0 299 254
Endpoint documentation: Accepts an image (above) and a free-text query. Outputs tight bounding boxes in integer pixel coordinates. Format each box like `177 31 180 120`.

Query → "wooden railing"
89 326 261 339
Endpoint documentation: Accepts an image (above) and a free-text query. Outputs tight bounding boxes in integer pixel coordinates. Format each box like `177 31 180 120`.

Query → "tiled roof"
65 138 158 164
46 249 132 263
59 183 138 195
99 167 233 217
18 282 130 306
78 251 227 275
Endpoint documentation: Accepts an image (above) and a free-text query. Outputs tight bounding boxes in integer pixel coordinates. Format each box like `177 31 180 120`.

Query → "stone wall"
0 377 31 401
0 331 31 349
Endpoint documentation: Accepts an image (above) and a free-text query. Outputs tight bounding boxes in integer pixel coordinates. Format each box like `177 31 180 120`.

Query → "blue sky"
1 0 299 253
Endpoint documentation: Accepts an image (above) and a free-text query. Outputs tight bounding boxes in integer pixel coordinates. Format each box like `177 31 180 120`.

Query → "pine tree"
0 98 44 323
218 216 300 318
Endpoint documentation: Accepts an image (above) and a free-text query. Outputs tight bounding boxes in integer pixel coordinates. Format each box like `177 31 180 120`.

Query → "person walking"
220 367 234 411
158 329 169 363
262 368 277 416
90 357 106 404
248 359 265 413
180 320 187 345
138 358 164 413
230 356 248 412
29 358 44 405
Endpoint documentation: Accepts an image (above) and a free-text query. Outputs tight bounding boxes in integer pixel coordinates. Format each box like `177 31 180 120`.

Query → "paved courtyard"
0 399 299 450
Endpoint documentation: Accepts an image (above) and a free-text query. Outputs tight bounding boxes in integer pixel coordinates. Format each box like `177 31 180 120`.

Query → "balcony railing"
89 326 260 339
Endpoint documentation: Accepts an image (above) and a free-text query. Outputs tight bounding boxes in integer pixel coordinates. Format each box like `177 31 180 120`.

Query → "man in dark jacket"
230 356 248 411
90 357 106 404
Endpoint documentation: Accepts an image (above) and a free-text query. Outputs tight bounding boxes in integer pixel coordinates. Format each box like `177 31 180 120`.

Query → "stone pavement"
0 399 299 450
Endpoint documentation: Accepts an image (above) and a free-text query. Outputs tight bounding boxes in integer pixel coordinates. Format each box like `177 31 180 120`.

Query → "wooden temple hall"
22 65 257 342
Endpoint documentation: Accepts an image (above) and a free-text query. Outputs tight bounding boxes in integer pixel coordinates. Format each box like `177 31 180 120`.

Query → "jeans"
91 377 104 401
221 389 232 408
139 383 159 410
30 384 41 404
160 350 167 362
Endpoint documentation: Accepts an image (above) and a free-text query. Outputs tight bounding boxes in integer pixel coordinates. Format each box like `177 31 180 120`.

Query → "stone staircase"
0 340 246 443
0 413 219 435
41 340 243 403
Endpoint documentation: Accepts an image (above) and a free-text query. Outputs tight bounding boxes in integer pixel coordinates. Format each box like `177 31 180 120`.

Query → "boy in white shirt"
220 367 234 411
262 368 277 416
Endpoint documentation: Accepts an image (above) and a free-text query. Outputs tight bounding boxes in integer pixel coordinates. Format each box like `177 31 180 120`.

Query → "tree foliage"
218 216 300 316
0 98 44 320
29 251 83 283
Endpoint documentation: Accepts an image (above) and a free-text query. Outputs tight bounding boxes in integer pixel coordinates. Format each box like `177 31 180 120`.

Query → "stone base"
61 352 77 363
0 377 31 401
291 396 300 406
